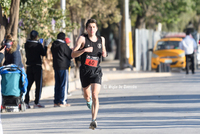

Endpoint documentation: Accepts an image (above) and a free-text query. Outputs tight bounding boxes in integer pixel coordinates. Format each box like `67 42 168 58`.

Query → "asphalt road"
1 70 200 134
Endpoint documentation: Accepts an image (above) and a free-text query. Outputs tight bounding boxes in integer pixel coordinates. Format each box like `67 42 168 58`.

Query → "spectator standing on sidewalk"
24 30 51 108
3 34 27 101
71 19 107 129
3 34 24 69
179 30 197 74
51 32 72 107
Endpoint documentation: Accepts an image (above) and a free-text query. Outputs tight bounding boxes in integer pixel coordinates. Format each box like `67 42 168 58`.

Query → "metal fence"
135 29 161 71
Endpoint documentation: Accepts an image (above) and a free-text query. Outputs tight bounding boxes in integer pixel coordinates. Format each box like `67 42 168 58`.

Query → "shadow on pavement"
2 70 200 131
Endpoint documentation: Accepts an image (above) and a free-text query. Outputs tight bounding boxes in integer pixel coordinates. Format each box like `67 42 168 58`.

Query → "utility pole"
120 0 126 69
61 0 66 31
120 0 133 70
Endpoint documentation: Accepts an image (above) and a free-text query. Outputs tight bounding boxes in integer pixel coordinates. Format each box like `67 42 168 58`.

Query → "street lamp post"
120 0 133 70
61 0 66 31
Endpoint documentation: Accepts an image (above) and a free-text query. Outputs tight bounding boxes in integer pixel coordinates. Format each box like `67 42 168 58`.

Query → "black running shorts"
80 65 102 88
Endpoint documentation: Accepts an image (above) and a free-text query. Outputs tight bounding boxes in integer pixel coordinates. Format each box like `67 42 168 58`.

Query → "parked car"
164 33 186 39
164 33 199 69
149 37 186 71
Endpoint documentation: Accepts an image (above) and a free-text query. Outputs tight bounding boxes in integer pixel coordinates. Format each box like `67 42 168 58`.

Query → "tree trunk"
101 24 112 52
198 17 200 34
6 0 20 40
135 14 146 29
113 23 120 59
80 18 86 35
0 5 7 44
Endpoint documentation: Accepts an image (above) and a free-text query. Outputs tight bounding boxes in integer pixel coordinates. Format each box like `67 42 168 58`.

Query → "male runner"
71 19 107 129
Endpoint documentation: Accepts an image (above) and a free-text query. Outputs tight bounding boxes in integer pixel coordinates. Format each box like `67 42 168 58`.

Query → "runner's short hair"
86 19 97 28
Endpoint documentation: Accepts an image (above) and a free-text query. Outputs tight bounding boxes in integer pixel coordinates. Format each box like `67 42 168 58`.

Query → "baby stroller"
0 64 28 112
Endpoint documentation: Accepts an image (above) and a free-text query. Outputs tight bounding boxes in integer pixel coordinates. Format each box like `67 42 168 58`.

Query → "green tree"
0 0 20 42
19 0 75 40
66 0 121 28
65 0 121 47
19 0 77 86
129 0 194 31
192 0 200 33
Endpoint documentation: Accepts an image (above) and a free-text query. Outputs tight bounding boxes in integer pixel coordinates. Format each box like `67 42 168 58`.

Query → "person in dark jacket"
3 34 23 69
24 30 51 108
51 32 72 107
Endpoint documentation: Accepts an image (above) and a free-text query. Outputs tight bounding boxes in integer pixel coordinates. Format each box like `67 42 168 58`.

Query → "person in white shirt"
179 30 197 74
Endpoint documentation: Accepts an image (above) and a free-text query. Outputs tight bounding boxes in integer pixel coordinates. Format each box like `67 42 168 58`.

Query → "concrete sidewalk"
29 60 173 101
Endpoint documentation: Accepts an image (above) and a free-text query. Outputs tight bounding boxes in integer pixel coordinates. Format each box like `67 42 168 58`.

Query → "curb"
28 58 174 101
29 71 173 101
29 78 82 101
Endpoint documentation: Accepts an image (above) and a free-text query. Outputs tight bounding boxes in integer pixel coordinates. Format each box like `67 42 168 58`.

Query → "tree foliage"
192 0 200 15
0 0 20 40
129 0 194 31
66 0 121 29
0 0 11 17
19 0 75 40
156 0 194 23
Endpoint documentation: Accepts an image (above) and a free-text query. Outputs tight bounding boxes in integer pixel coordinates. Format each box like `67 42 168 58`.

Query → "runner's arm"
71 36 93 58
101 37 107 57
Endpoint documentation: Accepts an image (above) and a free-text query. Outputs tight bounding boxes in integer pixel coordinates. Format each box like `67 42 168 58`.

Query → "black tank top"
80 34 102 68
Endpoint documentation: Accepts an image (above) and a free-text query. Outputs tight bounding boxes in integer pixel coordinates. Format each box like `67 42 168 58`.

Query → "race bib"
85 55 99 67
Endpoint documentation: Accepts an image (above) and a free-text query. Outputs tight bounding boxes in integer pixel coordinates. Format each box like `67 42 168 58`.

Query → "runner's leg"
91 83 101 120
83 85 91 102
